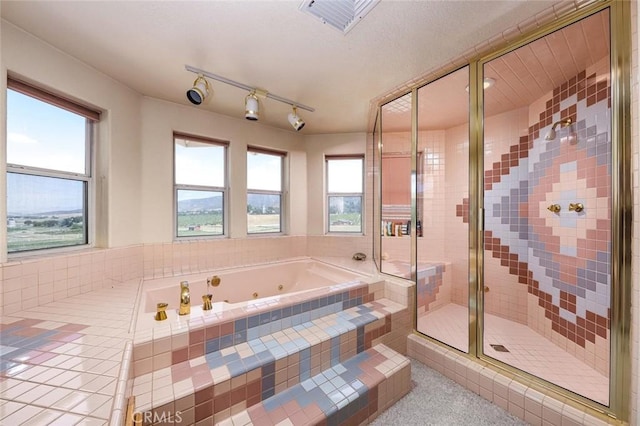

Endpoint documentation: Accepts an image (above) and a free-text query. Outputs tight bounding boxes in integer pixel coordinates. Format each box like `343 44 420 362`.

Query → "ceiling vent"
299 0 381 34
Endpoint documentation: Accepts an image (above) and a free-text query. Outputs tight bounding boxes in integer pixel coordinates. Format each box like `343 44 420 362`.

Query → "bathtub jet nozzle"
207 276 221 287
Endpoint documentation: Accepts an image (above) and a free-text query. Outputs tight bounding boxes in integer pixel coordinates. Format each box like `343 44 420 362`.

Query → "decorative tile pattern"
480 69 611 349
132 299 405 423
0 282 138 425
0 320 88 377
241 344 411 426
456 198 469 224
415 264 447 314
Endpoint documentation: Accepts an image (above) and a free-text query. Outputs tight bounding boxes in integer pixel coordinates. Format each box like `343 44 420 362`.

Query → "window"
174 134 227 238
247 148 284 234
6 78 98 253
326 156 363 233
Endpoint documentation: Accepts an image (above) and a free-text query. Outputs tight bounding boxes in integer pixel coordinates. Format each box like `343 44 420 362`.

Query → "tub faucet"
202 275 220 311
179 281 190 315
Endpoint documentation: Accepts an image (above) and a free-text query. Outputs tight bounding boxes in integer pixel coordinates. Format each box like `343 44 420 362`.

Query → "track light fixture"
185 65 314 130
288 106 305 131
186 75 210 105
245 91 259 121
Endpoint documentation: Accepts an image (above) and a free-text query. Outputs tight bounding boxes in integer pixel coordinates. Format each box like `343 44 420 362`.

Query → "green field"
7 215 85 252
329 213 362 232
177 212 223 237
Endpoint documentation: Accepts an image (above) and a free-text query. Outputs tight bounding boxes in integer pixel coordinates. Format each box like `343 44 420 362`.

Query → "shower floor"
417 303 609 405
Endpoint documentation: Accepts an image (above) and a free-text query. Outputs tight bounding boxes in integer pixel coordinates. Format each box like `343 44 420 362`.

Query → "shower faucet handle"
547 204 561 213
569 202 584 213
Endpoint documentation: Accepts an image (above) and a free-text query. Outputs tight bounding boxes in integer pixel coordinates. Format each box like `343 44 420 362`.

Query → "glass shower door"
379 94 413 280
415 67 470 353
481 9 611 405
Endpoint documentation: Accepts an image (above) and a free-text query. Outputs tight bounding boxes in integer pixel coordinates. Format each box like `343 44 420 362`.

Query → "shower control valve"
547 204 561 213
569 202 584 213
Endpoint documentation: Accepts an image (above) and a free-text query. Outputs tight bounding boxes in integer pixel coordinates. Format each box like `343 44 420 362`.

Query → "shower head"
544 118 572 141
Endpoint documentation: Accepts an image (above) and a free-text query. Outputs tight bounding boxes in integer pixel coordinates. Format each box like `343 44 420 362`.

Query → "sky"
7 90 86 214
7 90 86 173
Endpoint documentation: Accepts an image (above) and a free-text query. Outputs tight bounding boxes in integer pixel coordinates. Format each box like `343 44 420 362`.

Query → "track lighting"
288 106 305 131
186 75 210 105
185 65 314 130
245 92 259 121
545 118 572 141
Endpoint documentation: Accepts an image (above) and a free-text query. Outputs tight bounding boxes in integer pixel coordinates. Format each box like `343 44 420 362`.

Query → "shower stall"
373 2 631 420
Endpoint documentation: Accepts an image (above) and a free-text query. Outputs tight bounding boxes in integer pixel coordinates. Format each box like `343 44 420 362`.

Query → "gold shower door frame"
374 0 631 421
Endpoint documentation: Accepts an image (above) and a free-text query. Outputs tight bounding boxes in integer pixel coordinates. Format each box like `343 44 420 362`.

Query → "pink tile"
56 324 88 333
28 352 58 365
54 332 83 343
172 363 193 383
10 350 44 363
38 342 65 352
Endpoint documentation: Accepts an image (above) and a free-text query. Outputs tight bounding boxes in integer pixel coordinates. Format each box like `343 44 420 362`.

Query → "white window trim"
173 133 229 240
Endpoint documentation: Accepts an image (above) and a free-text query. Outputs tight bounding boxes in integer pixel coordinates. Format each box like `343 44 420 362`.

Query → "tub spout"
202 294 213 311
179 281 190 315
155 303 168 321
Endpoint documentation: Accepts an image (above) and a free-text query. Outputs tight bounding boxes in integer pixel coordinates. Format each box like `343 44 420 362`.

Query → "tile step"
132 299 406 423
228 344 412 426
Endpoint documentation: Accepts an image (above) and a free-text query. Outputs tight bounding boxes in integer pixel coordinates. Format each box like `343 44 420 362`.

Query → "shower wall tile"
478 66 612 373
445 123 470 307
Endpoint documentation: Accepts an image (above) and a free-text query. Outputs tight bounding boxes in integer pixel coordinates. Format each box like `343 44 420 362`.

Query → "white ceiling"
1 0 562 135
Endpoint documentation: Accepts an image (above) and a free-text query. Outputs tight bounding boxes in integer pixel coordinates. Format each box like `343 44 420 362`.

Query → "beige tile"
2 381 37 400
48 413 84 426
68 393 112 416
51 390 91 411
2 404 43 424
13 384 58 404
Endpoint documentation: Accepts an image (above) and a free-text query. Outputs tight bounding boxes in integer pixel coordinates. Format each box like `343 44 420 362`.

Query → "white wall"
304 133 367 236
0 19 312 253
0 20 143 254
139 97 307 243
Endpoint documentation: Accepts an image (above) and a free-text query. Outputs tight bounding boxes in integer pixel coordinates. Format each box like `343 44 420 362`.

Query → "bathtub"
138 258 366 322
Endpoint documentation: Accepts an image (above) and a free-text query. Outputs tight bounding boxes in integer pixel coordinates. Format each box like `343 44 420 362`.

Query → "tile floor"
417 303 609 405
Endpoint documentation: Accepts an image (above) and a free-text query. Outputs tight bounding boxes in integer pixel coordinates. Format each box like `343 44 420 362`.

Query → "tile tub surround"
0 235 372 317
133 280 384 371
407 335 616 426
131 298 407 424
129 270 413 425
138 258 367 315
0 281 139 425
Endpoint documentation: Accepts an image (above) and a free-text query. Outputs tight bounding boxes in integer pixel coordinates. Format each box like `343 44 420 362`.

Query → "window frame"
246 146 286 235
6 77 98 255
173 132 229 239
326 155 364 234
